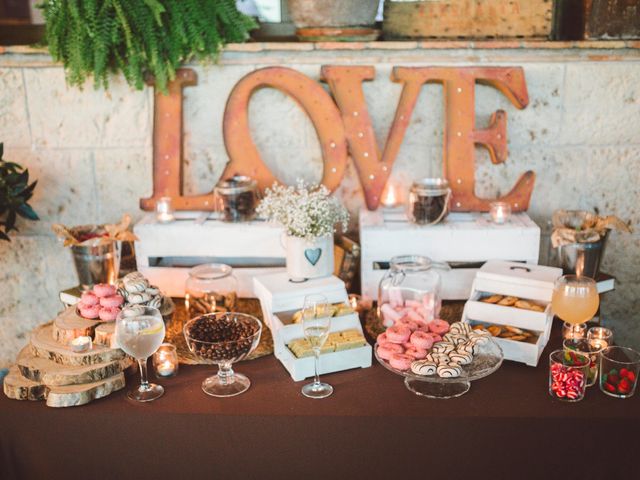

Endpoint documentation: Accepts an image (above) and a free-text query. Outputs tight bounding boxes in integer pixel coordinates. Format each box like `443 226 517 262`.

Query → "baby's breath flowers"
257 181 349 241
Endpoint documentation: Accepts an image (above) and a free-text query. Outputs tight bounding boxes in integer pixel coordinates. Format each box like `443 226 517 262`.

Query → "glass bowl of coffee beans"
184 312 262 397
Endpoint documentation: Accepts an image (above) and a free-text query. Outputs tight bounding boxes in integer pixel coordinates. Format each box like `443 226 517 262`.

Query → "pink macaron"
80 291 99 306
428 319 450 336
410 330 435 350
93 283 116 298
389 353 413 371
98 306 121 321
377 343 404 360
386 325 411 344
99 294 124 308
79 303 100 319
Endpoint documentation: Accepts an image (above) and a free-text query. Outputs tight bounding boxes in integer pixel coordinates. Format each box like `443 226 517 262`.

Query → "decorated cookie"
411 360 437 376
377 343 404 361
98 306 120 321
437 362 462 378
449 351 473 366
432 341 455 354
449 322 473 336
389 353 413 371
80 291 99 306
386 325 411 344
93 283 116 298
78 303 100 319
443 333 467 346
127 291 152 305
100 294 124 308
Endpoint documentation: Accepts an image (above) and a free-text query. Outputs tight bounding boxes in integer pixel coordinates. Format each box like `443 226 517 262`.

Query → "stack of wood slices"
3 306 132 407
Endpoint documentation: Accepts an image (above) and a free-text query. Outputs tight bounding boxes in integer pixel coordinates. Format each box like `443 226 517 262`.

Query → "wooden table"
1 325 638 480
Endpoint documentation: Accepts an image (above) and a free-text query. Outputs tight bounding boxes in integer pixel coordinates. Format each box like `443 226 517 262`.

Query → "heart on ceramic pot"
304 248 322 266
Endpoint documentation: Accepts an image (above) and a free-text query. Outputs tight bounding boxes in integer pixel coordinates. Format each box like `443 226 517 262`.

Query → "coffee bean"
186 313 259 362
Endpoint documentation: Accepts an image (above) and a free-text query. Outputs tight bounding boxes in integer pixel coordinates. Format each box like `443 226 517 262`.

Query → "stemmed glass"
552 275 599 337
301 294 333 399
115 306 166 402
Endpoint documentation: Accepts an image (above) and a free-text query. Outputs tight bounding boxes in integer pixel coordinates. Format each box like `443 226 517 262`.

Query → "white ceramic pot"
284 234 334 282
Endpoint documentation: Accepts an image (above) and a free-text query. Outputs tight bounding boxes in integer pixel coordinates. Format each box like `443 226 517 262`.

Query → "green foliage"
0 144 39 242
39 0 257 92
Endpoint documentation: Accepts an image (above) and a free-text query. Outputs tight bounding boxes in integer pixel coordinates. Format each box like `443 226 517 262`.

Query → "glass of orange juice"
552 275 599 336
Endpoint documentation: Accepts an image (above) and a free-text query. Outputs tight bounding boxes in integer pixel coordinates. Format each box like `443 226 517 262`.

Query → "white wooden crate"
359 208 541 300
462 260 562 366
134 213 285 297
253 272 372 381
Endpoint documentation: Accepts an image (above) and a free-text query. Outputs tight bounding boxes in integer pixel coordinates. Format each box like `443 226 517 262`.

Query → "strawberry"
607 373 620 385
604 382 616 393
620 368 629 378
618 378 631 394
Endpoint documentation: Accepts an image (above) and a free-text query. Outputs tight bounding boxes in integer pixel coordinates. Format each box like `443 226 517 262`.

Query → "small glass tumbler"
599 346 640 399
587 327 613 349
549 349 590 402
562 322 587 340
153 343 179 378
489 201 512 224
563 338 602 387
156 196 175 223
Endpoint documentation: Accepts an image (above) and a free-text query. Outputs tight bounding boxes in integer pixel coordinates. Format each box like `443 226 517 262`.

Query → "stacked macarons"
77 284 124 321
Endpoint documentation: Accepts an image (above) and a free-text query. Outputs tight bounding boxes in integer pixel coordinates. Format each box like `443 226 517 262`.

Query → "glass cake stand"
375 338 503 399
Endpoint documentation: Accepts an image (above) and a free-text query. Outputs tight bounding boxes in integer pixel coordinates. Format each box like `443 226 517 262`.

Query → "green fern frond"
39 0 258 93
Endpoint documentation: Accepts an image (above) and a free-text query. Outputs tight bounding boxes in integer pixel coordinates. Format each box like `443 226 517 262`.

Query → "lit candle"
489 201 512 225
381 182 400 208
155 196 175 223
562 322 587 340
587 327 613 347
153 343 178 378
589 338 608 351
71 336 92 352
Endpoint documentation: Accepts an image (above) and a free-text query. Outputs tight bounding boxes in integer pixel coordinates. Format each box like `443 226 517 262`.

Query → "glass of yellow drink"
552 275 599 327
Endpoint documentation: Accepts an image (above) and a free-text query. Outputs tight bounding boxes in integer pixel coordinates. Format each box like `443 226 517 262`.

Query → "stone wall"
1 42 639 366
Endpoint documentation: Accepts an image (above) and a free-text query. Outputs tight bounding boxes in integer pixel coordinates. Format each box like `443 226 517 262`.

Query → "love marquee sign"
140 65 535 212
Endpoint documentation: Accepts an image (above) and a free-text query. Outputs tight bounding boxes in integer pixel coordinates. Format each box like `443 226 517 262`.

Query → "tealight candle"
562 322 587 340
155 196 175 223
489 201 512 225
587 327 613 347
71 336 92 353
153 343 178 378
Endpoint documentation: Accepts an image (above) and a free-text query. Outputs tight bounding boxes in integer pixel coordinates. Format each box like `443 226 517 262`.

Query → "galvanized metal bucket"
71 241 122 289
557 232 608 278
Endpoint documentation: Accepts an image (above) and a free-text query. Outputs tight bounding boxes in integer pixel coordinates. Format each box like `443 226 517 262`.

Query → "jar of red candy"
377 255 448 328
549 349 590 402
599 346 640 399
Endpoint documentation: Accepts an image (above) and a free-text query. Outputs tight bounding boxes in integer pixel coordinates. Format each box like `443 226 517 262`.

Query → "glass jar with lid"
408 178 451 225
214 175 258 222
185 264 239 319
378 255 448 328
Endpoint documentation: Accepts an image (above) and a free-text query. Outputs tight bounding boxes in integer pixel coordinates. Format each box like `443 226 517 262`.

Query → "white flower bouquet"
257 181 349 240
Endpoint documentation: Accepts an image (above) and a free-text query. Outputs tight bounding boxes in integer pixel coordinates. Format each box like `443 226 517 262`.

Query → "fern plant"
39 0 257 92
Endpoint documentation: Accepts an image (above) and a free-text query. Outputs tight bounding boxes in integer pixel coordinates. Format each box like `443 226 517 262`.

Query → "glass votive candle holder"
562 322 587 340
563 338 602 387
153 343 179 378
587 327 613 349
489 201 512 224
156 196 175 223
599 346 640 399
549 349 590 402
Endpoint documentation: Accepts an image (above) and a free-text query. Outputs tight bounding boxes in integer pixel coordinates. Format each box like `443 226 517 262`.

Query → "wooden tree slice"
46 372 126 408
31 323 126 366
17 348 132 386
94 322 117 348
3 366 46 401
52 307 103 346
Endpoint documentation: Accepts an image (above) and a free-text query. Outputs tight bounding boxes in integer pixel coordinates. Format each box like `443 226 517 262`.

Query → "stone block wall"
1 42 639 366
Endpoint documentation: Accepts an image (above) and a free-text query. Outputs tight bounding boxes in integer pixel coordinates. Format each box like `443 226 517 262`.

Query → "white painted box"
462 260 562 367
134 213 285 297
359 208 541 300
253 272 372 381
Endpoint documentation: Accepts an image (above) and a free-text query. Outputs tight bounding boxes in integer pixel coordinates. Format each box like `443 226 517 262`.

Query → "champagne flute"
301 294 333 399
115 306 166 402
552 275 599 338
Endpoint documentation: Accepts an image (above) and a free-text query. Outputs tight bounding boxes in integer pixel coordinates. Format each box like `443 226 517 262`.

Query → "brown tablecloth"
1 325 639 480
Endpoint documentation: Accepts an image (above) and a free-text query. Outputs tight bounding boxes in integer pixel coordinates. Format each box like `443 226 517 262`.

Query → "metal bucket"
557 232 608 278
71 241 122 290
